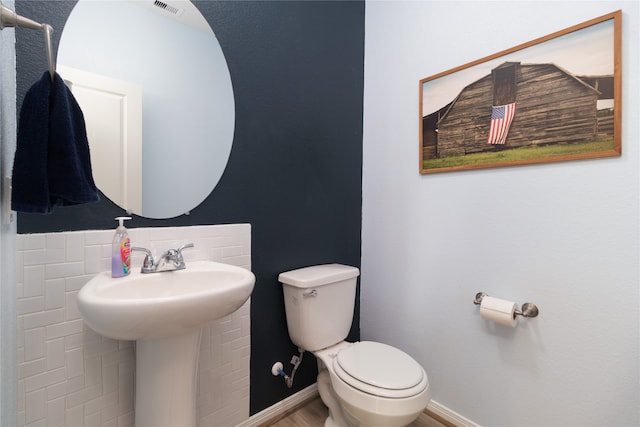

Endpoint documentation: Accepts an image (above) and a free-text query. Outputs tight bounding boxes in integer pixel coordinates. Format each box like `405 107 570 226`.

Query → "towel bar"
0 1 56 81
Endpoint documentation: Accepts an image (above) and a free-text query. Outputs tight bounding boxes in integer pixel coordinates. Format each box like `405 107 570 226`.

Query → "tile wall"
16 224 252 427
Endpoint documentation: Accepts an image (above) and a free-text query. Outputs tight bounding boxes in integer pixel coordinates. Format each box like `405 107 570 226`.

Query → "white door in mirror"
59 65 143 214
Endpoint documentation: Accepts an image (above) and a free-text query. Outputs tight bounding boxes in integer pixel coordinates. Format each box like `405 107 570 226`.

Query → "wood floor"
266 397 451 427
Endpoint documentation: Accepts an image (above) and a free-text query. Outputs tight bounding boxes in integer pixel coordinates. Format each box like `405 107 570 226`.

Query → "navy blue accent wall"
15 0 364 414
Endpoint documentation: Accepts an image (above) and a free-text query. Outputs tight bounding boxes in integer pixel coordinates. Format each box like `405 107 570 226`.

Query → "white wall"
362 2 639 426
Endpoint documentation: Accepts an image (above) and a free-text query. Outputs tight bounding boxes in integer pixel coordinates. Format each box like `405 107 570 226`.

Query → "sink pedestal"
135 329 202 427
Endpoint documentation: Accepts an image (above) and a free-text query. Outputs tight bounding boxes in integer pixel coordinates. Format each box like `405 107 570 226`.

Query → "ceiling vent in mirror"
153 0 183 16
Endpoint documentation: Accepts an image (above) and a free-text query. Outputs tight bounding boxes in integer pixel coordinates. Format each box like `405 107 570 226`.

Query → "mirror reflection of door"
60 65 143 214
58 0 235 219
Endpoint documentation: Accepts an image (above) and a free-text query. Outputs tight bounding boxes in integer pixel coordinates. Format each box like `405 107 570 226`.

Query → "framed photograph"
419 10 621 174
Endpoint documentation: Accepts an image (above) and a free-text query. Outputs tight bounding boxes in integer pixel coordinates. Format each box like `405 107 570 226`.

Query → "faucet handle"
173 243 194 268
132 247 155 273
177 243 194 253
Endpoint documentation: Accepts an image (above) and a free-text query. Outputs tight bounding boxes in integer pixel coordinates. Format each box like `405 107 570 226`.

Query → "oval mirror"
57 0 234 219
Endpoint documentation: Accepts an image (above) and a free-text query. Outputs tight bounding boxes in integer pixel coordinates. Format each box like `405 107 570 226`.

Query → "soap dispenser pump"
112 216 132 278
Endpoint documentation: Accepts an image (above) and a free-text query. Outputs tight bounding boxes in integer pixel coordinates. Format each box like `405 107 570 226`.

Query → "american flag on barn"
487 103 516 145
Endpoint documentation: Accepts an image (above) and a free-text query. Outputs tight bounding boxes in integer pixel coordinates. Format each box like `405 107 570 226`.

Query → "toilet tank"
279 264 359 352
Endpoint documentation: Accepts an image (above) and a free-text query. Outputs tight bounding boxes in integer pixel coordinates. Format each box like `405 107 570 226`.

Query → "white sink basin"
77 260 255 340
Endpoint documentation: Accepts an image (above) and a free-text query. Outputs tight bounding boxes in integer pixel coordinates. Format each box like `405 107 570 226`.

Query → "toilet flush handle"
303 289 317 297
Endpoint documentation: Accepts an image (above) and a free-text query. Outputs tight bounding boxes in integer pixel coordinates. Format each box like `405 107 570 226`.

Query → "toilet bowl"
279 264 431 427
315 341 431 427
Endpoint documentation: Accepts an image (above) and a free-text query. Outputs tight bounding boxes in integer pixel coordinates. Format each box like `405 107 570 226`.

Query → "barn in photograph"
422 62 613 159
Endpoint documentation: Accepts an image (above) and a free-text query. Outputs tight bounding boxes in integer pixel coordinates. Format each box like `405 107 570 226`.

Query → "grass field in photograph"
423 138 616 171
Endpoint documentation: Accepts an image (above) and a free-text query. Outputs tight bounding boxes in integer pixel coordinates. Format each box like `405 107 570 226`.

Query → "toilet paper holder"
473 292 539 318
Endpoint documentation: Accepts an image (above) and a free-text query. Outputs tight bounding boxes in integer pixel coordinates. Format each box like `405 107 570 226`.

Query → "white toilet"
279 264 431 427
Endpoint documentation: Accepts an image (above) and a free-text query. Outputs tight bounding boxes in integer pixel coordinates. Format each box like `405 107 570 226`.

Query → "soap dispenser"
112 216 132 278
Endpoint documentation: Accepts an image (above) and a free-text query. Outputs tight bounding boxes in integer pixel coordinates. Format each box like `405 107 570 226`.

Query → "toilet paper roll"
479 296 518 327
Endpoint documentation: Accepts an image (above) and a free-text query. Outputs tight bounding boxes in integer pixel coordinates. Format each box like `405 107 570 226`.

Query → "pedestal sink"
77 261 255 427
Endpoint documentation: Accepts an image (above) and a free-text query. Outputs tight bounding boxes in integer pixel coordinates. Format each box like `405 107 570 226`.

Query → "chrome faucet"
132 243 194 273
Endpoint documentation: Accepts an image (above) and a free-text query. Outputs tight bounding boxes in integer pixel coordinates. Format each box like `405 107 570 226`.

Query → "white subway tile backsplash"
65 233 84 262
63 331 88 350
46 380 68 401
17 296 44 316
24 388 46 424
45 319 84 340
117 411 134 427
45 261 84 280
46 397 65 427
21 250 44 267
83 230 112 246
64 405 83 427
66 384 101 409
102 365 118 394
16 224 252 427
63 375 85 395
83 356 102 387
23 266 44 298
24 367 65 393
22 309 65 330
45 338 65 370
25 418 47 427
83 338 118 358
65 291 82 321
44 279 65 310
65 348 83 378
45 234 65 250
16 250 24 288
66 275 93 292
23 328 45 361
18 358 46 380
81 407 102 427
17 234 46 251
223 245 245 258
84 391 117 415
84 244 105 274
18 377 25 412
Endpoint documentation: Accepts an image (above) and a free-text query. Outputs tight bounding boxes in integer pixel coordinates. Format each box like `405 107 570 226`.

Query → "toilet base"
318 369 357 427
340 400 424 427
324 416 345 427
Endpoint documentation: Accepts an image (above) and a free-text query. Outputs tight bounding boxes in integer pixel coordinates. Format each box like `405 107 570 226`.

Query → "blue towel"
12 71 99 213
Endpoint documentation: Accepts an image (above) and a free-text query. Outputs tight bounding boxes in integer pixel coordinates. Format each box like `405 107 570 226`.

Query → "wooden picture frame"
419 10 621 174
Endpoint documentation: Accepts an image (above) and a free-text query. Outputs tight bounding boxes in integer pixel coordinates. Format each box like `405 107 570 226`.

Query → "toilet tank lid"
278 264 360 288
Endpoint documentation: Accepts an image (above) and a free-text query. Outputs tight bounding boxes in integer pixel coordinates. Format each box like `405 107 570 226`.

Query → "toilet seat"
332 341 427 399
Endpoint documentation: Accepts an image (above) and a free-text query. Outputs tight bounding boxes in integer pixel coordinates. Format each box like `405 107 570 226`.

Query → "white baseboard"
427 400 481 427
235 384 319 427
235 385 480 427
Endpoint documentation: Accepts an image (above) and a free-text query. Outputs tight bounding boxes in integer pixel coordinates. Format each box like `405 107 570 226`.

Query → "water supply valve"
271 349 304 388
271 362 284 377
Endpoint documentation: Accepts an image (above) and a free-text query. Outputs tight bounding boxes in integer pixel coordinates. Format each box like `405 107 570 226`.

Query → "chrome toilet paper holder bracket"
473 292 539 318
